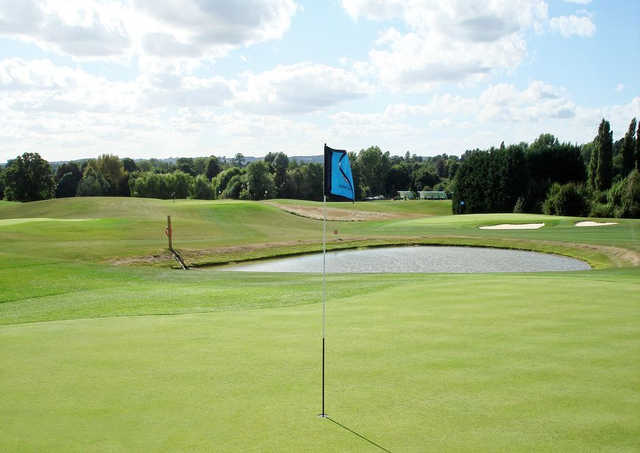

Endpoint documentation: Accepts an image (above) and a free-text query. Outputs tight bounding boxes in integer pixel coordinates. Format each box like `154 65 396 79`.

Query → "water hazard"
220 246 590 273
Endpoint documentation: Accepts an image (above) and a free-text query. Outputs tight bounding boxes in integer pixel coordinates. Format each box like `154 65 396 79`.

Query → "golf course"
1 197 639 452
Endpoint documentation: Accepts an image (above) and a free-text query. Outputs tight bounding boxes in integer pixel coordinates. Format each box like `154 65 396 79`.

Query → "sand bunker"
479 223 545 230
265 202 399 221
0 218 90 226
575 221 618 227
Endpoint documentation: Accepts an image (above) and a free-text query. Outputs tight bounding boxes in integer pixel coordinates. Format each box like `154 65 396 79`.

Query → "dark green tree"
193 157 208 175
0 167 5 199
621 119 636 177
587 142 599 191
176 157 196 176
3 152 55 201
122 157 137 173
54 162 82 198
205 156 222 180
55 172 80 198
385 163 412 196
595 119 613 191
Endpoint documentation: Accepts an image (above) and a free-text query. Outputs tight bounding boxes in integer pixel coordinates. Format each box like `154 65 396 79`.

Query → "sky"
0 0 638 163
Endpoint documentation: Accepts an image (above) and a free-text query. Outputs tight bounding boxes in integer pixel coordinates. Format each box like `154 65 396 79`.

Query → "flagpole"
321 143 328 418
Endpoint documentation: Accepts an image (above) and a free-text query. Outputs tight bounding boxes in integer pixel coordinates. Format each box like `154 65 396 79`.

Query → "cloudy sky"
0 0 638 163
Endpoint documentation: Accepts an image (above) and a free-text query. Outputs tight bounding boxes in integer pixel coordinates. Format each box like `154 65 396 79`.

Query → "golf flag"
324 145 355 201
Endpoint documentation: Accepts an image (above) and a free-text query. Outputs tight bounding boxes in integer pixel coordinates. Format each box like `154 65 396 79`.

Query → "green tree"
86 155 126 195
412 164 440 191
214 167 244 197
76 167 110 196
542 183 589 216
385 163 412 196
636 119 640 170
3 152 55 201
122 158 137 173
357 146 391 197
176 158 196 176
54 162 82 198
205 156 222 180
595 119 613 191
193 157 208 175
609 169 640 218
221 174 246 199
587 142 599 191
264 152 289 197
245 161 275 200
190 175 214 199
0 167 5 199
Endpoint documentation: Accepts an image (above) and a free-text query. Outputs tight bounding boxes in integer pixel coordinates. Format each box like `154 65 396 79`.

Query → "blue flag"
324 144 355 201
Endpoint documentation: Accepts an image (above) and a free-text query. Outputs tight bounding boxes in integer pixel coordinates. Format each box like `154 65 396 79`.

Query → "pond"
219 246 590 273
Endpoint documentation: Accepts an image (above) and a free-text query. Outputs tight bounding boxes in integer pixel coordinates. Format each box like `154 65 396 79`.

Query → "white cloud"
0 0 131 58
563 0 591 4
0 0 298 60
549 14 595 38
616 83 624 92
341 0 548 91
233 63 372 114
322 82 640 155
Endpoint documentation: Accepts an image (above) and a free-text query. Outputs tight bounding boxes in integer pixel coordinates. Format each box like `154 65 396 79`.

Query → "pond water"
219 246 590 274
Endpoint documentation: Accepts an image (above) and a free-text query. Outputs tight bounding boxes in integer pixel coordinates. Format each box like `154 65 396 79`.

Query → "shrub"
542 182 589 216
610 169 640 218
589 202 614 218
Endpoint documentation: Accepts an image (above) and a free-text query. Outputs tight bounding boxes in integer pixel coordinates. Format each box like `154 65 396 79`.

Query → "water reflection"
220 246 590 273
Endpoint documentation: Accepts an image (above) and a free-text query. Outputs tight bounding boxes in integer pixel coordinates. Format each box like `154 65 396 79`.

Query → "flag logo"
324 145 355 201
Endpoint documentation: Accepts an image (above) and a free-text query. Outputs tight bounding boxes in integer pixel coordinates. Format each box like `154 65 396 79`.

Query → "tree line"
0 149 458 203
452 117 640 218
1 116 638 218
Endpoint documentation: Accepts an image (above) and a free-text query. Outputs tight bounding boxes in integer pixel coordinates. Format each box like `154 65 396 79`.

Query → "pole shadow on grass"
327 417 392 452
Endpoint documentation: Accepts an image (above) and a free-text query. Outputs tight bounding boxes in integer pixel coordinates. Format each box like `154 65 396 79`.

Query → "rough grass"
1 197 639 451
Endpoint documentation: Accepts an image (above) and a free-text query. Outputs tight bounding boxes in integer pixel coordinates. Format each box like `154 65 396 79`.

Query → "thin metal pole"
167 216 173 250
321 194 327 417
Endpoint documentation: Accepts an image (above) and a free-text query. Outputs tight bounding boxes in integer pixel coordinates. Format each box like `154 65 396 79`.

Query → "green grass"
1 197 639 451
269 198 453 217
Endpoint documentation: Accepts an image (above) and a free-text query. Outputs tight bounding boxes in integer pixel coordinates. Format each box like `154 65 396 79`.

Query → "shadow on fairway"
327 417 392 452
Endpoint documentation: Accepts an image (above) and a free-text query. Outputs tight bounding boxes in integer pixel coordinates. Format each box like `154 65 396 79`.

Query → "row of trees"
0 148 456 203
452 118 640 218
1 116 638 217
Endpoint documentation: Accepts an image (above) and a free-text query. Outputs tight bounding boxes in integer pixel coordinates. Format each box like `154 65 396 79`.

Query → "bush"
589 202 614 218
609 169 640 218
542 182 589 216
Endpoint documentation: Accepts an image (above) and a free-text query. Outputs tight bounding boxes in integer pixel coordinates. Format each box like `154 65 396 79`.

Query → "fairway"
1 198 639 452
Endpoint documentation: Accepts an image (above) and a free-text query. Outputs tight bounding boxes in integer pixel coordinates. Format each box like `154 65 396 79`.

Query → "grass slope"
1 197 639 451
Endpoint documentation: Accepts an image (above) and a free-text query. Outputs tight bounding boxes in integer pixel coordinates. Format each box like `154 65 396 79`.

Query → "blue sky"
0 0 638 163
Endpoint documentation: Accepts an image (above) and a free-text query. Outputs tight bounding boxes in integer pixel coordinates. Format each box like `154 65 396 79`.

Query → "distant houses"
396 191 415 200
418 190 447 200
396 190 447 200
